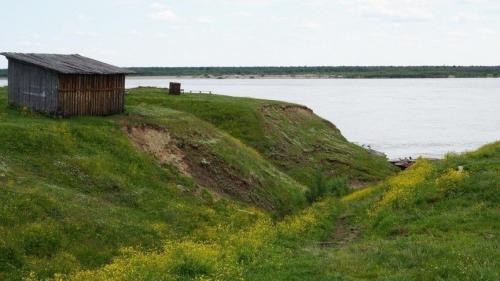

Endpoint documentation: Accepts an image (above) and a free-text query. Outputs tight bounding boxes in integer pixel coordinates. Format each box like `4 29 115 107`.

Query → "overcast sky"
1 0 499 68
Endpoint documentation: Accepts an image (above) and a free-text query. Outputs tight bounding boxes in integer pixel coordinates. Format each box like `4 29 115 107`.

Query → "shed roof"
1 52 134 75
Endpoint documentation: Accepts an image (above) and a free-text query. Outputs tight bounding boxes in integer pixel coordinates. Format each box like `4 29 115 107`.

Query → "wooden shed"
1 52 134 116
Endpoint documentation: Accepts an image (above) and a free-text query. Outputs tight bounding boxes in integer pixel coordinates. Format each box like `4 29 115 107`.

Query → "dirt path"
320 213 360 248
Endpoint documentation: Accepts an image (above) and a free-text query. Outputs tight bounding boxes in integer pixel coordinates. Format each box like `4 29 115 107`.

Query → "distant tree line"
1 66 500 78
125 66 500 78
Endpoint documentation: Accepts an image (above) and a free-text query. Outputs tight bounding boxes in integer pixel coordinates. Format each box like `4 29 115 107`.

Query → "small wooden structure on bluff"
1 52 134 116
169 82 181 95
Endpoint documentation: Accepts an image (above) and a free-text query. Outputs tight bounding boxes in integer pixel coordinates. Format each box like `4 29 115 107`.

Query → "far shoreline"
2 75 500 80
125 75 500 80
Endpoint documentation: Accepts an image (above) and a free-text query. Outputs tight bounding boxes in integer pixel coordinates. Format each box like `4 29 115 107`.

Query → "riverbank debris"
389 158 416 170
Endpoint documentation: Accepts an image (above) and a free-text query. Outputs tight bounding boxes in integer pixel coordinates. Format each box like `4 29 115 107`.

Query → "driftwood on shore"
389 159 416 170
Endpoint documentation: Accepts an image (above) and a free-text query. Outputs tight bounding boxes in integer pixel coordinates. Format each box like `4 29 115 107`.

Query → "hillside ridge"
2 86 494 281
0 86 395 280
126 88 396 188
57 142 500 281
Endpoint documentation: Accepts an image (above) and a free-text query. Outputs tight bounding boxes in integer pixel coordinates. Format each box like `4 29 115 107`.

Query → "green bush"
306 172 349 202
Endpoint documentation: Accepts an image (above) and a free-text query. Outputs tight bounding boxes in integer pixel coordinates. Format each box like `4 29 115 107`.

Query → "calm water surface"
2 78 499 159
127 77 500 159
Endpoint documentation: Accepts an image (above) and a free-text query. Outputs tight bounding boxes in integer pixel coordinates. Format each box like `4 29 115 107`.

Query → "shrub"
306 171 349 202
329 176 349 197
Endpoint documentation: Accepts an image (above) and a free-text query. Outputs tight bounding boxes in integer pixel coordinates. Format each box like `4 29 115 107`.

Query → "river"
2 77 499 159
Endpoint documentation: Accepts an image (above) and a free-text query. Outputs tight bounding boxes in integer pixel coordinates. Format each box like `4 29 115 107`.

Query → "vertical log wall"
58 74 125 116
7 60 59 113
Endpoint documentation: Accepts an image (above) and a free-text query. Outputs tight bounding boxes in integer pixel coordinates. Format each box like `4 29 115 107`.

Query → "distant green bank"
2 66 500 78
125 66 500 78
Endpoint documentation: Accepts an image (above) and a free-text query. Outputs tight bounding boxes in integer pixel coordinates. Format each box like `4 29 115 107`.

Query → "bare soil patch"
125 124 275 210
125 124 190 176
320 213 360 248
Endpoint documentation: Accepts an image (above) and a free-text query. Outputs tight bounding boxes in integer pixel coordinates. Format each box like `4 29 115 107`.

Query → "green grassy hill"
1 86 497 280
126 88 395 187
59 142 500 281
0 86 395 280
324 141 500 280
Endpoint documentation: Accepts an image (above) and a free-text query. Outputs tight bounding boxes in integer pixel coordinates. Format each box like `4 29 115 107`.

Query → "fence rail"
182 89 213 94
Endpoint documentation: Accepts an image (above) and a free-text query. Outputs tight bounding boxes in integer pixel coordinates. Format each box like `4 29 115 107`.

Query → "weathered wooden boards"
58 74 125 116
2 53 132 117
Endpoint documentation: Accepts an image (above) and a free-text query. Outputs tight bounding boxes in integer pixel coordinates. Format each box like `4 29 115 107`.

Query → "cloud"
19 40 43 47
447 29 467 39
77 13 92 22
215 0 273 6
195 16 215 24
301 21 322 30
75 31 99 37
478 27 497 35
129 29 140 36
148 2 178 22
230 11 252 17
352 0 434 22
451 12 480 23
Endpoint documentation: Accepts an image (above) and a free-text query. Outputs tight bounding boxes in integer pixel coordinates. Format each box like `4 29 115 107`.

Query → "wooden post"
169 82 181 95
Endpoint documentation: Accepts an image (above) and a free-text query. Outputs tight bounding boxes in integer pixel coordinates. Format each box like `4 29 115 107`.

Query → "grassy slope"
2 86 496 281
0 86 306 280
122 104 307 215
323 142 500 280
126 88 395 187
0 85 391 280
59 142 499 281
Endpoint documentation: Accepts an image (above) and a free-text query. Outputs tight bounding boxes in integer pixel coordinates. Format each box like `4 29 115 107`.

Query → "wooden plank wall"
58 74 125 116
7 60 59 113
